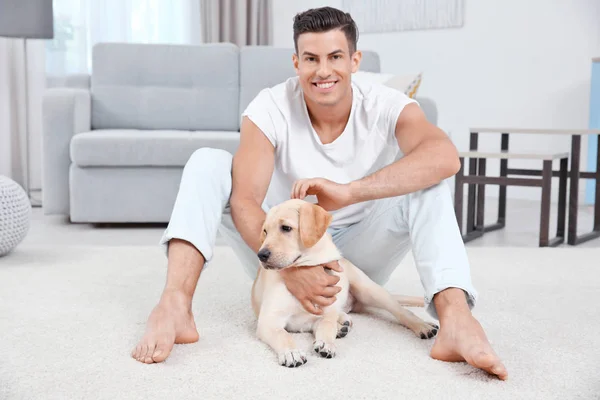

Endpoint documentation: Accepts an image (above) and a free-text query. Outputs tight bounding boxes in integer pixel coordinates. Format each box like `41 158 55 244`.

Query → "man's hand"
279 261 344 314
291 178 353 211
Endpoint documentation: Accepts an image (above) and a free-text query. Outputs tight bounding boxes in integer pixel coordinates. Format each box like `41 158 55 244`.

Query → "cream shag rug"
1 245 599 399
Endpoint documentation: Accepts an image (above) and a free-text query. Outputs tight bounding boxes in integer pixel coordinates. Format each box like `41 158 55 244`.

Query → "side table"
465 128 600 245
455 151 569 247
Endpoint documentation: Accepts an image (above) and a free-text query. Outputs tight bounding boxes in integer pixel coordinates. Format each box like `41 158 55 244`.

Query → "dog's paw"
278 349 307 368
414 321 439 339
336 313 352 339
313 340 336 358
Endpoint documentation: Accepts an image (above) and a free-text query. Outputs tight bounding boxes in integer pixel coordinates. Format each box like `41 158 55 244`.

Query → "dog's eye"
280 225 292 232
263 229 267 235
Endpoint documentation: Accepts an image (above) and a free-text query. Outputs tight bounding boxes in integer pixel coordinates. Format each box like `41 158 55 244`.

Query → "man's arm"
229 116 275 254
233 117 342 315
349 103 461 203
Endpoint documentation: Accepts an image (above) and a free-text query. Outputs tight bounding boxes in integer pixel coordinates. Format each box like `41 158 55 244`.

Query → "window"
46 0 200 75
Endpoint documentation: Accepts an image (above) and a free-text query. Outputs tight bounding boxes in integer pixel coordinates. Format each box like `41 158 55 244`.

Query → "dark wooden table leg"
568 135 581 245
466 132 479 234
557 157 568 240
480 132 509 233
462 156 485 244
540 160 552 247
594 134 600 232
572 133 600 244
454 157 465 233
476 158 487 231
498 133 509 226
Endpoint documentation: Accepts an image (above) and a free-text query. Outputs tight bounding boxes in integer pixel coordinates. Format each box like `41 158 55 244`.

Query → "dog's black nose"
257 248 271 262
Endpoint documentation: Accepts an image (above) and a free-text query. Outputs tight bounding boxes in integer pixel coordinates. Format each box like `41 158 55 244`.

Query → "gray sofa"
43 42 438 223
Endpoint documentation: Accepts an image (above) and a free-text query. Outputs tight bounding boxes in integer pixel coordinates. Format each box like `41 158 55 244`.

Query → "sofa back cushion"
239 46 381 117
91 42 240 131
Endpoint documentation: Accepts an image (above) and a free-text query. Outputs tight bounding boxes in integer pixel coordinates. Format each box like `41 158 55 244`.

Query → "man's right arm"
229 116 275 254
230 116 342 315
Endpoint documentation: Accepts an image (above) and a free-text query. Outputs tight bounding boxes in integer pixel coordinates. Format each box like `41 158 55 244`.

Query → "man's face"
293 29 361 107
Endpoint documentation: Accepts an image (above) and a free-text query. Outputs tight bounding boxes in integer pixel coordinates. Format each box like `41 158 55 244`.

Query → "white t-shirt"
241 76 418 229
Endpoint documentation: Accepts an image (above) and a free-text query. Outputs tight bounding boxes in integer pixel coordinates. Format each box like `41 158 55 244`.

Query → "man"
131 6 508 380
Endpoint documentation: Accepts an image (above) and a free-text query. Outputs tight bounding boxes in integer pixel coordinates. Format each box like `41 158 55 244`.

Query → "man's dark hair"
293 7 358 54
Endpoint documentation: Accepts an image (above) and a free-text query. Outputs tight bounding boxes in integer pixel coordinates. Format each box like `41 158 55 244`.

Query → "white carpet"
1 244 599 399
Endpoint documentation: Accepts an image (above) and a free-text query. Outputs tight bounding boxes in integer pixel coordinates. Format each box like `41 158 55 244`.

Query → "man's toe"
491 363 508 380
152 341 173 363
134 344 144 361
144 343 157 363
137 344 148 362
471 351 507 380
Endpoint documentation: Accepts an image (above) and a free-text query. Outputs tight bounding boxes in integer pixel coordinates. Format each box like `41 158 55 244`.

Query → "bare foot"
131 290 199 364
430 313 508 380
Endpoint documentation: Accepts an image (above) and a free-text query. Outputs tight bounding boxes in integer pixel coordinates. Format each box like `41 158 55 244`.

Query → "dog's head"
257 199 332 270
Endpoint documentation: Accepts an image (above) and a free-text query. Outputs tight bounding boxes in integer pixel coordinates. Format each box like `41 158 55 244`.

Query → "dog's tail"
393 295 425 307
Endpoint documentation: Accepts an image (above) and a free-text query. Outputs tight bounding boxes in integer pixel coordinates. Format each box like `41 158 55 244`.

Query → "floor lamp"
0 0 54 206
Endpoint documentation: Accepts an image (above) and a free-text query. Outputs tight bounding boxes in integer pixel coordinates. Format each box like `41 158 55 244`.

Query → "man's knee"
421 180 451 197
407 180 453 207
185 147 233 176
400 180 459 235
180 147 234 198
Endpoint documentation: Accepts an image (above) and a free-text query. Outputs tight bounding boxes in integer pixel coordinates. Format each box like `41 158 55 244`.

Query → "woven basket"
0 176 31 256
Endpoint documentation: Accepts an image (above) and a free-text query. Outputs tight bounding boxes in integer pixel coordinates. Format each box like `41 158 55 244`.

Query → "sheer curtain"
0 39 28 187
46 0 201 76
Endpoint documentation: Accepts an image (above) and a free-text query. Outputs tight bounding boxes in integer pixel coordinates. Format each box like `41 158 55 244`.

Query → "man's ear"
351 49 362 73
292 53 299 75
299 202 332 248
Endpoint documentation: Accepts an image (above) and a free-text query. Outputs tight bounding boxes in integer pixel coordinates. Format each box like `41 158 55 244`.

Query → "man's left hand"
291 178 353 211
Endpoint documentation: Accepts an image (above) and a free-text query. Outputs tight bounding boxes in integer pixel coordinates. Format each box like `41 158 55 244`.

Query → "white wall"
271 0 600 203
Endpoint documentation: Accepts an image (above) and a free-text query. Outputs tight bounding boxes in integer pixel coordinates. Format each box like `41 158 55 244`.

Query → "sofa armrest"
42 88 91 215
46 73 91 89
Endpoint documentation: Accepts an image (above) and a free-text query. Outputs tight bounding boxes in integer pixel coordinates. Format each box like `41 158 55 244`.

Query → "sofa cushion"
70 130 240 167
351 71 423 98
239 46 381 116
91 42 240 131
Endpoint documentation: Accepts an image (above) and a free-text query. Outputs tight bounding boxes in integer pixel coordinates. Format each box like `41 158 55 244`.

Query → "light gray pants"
159 148 478 319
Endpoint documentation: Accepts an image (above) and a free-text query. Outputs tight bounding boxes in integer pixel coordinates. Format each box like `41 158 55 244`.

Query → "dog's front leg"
312 311 339 358
256 312 307 367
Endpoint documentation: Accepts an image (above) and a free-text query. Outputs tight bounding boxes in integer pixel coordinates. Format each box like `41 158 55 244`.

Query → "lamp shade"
0 0 54 39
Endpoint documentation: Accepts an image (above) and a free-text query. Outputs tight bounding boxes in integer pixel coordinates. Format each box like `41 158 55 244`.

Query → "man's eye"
281 225 292 232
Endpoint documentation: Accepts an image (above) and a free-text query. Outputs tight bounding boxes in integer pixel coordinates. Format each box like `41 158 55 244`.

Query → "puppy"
251 199 439 367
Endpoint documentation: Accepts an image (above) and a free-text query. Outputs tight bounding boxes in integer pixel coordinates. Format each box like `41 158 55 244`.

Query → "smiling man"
131 6 508 381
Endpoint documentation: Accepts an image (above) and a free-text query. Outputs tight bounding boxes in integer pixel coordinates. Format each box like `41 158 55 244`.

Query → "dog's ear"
299 202 332 248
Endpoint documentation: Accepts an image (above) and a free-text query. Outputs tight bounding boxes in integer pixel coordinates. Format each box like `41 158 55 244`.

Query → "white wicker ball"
0 176 31 256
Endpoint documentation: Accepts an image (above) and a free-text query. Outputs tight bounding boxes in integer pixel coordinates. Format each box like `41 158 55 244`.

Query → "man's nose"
318 60 332 77
257 248 271 262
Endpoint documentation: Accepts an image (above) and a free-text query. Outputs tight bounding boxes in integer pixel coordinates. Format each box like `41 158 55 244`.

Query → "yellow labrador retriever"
251 199 439 367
